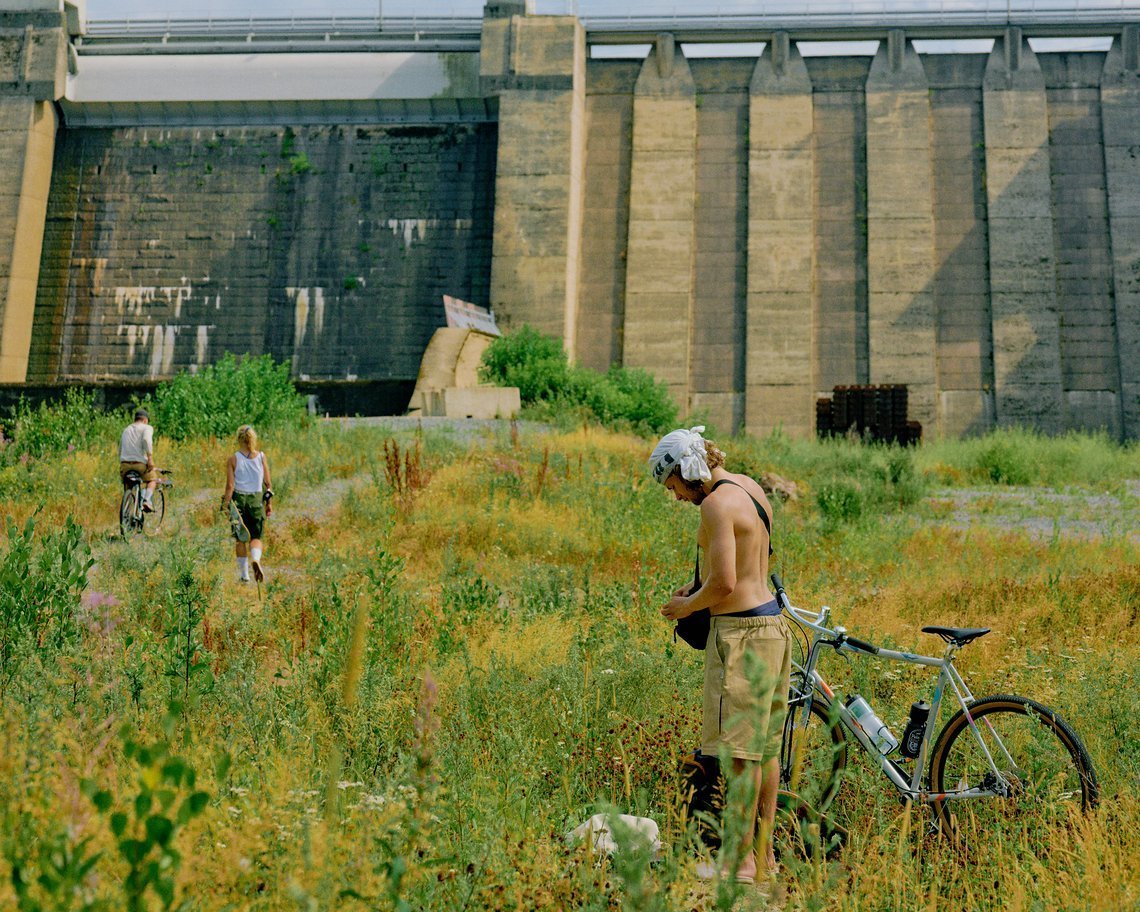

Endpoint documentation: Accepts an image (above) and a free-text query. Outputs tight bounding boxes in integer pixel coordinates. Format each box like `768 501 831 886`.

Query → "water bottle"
846 695 899 755
900 701 931 759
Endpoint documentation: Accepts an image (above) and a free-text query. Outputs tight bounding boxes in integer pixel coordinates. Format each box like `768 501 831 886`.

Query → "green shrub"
146 353 307 441
816 479 865 523
1 388 124 463
976 436 1035 485
479 326 677 433
0 514 92 686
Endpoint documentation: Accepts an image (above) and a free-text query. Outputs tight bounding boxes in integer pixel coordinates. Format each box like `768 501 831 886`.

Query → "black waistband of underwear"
719 597 781 618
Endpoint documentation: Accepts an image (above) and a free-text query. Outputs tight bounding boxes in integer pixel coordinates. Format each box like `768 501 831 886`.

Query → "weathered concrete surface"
691 57 751 434
622 37 696 410
0 3 67 381
576 60 637 373
983 32 1064 432
1101 28 1140 441
745 36 814 438
28 124 496 385
807 57 871 395
866 34 938 433
482 13 586 357
926 54 995 438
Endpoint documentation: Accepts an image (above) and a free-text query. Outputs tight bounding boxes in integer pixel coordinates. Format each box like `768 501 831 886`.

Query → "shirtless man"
649 426 791 886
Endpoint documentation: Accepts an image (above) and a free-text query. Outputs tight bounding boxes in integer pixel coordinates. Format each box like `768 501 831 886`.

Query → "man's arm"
260 453 272 492
144 426 155 470
661 499 737 619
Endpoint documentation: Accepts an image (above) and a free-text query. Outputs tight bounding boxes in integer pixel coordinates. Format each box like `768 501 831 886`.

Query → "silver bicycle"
119 468 173 537
771 574 1099 847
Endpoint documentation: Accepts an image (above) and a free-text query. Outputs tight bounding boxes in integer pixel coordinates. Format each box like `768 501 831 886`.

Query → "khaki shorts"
702 615 792 763
120 461 157 484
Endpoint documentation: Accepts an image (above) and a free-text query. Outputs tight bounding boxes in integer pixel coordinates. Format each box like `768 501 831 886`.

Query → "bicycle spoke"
931 697 1097 843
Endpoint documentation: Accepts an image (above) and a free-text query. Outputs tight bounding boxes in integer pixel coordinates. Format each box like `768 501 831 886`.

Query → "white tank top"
233 451 265 495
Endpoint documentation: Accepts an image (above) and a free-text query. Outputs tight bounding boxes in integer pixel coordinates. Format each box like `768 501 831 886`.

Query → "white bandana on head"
648 426 711 485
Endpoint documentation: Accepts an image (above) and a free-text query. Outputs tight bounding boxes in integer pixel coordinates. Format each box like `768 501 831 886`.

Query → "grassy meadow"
0 415 1137 911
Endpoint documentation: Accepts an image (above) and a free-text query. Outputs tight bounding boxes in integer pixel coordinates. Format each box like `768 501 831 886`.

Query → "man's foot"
251 560 264 583
141 501 154 513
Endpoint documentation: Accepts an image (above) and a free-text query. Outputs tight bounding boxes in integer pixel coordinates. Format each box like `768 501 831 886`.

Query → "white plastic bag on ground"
566 813 662 857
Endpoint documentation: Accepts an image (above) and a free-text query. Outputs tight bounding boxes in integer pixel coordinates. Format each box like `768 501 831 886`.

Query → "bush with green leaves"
479 326 677 433
1 388 124 464
145 353 307 441
0 514 92 687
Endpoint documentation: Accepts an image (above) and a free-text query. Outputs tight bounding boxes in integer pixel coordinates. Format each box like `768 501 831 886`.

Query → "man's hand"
220 497 230 513
661 595 692 621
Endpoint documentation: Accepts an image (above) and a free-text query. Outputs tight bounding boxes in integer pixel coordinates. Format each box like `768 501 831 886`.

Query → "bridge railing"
78 1 1137 49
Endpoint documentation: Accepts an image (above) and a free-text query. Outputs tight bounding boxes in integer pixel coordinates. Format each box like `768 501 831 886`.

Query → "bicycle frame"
785 601 1014 805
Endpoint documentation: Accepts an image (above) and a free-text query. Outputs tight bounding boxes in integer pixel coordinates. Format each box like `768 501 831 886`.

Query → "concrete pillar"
480 4 586 357
1102 26 1140 441
745 34 815 438
982 30 1064 431
622 35 696 409
865 31 938 432
0 1 70 382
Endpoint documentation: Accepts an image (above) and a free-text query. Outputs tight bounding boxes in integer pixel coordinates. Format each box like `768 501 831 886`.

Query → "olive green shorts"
701 615 792 763
232 491 267 540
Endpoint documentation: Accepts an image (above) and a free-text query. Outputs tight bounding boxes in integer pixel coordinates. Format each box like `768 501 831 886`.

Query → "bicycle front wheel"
120 487 138 537
929 694 1098 840
780 693 848 816
142 488 165 535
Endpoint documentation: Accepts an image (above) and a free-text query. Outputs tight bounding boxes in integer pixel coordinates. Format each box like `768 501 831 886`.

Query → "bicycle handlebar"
771 574 886 655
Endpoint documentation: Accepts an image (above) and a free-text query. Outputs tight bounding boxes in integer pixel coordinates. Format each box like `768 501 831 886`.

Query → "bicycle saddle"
122 470 143 484
922 626 990 646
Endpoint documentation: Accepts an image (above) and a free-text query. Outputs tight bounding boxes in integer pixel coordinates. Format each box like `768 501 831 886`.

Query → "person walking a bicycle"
650 426 792 887
221 424 273 584
119 408 158 512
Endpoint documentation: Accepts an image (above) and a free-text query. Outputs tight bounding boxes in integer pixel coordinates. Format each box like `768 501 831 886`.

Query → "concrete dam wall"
27 122 497 401
2 4 1138 437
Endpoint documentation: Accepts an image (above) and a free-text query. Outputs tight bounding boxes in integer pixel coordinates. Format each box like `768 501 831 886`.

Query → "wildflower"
337 780 364 790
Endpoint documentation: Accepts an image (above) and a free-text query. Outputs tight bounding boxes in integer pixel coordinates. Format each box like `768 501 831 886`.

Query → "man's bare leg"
730 758 764 881
757 756 780 876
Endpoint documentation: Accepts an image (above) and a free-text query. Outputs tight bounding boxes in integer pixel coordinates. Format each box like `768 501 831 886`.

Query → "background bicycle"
119 468 173 537
771 573 1099 854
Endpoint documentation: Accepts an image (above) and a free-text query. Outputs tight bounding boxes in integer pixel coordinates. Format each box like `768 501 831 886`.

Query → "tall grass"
0 420 1135 910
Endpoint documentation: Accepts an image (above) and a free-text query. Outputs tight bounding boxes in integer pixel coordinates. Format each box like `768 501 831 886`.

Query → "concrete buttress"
746 34 815 438
865 31 938 434
622 35 697 411
983 30 1065 432
1101 26 1140 441
480 5 586 358
0 1 68 382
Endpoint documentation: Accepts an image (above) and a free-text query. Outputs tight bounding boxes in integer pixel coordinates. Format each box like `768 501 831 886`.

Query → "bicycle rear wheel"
142 488 165 535
780 692 848 815
929 694 1098 842
119 487 138 537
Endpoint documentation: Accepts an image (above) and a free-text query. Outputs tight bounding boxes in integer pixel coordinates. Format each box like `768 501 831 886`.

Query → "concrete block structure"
2 2 1139 439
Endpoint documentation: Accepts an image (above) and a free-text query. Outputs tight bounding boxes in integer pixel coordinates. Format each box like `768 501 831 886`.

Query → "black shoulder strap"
709 478 774 556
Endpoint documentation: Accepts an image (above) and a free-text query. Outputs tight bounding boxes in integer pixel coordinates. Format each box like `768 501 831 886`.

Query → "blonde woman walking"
221 425 274 583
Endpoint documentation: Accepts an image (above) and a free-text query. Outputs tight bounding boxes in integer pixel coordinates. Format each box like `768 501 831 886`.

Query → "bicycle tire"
780 692 848 816
119 487 138 537
142 488 165 535
929 694 1099 840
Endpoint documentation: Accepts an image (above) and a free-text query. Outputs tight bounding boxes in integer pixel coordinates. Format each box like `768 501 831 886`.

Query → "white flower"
337 780 364 790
